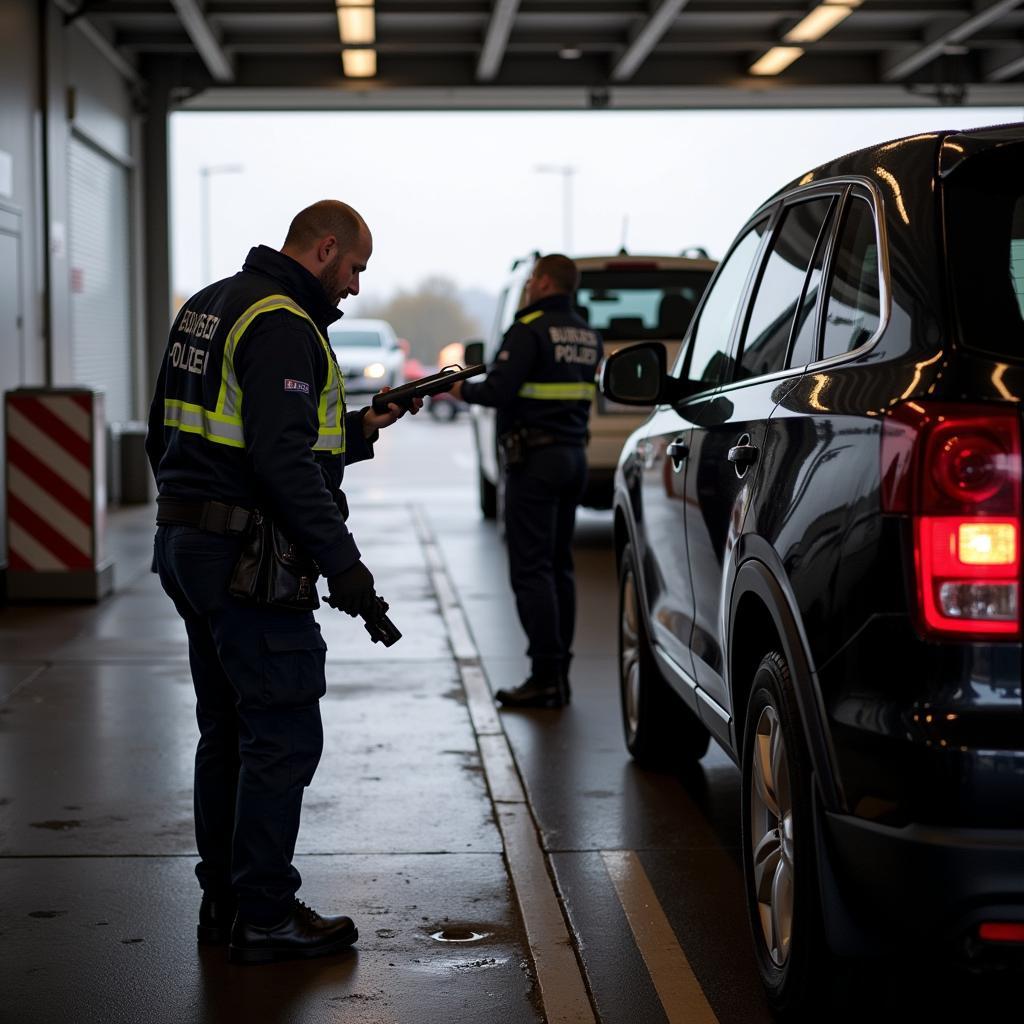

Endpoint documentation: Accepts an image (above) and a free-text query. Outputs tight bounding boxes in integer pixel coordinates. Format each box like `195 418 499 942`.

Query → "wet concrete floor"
1 415 1014 1023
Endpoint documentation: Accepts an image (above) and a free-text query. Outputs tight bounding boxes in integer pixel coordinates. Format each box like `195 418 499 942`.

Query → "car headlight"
363 362 387 379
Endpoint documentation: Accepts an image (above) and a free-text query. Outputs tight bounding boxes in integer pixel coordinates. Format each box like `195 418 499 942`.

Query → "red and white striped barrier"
4 388 113 600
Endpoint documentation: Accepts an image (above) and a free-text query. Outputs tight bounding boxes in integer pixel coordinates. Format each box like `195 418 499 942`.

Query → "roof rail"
510 250 541 271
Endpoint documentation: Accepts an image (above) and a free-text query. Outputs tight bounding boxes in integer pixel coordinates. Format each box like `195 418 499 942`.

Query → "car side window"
820 196 882 360
787 198 837 368
679 219 768 386
736 197 835 380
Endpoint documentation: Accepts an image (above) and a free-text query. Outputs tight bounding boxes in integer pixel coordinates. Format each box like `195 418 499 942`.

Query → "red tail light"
979 921 1024 943
882 403 1021 640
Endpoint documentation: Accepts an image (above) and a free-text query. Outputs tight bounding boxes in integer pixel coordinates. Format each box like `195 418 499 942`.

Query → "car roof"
572 254 718 272
770 121 1024 203
329 318 392 332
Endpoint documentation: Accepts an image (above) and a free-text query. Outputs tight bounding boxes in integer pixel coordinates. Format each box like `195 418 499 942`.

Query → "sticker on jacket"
284 379 311 394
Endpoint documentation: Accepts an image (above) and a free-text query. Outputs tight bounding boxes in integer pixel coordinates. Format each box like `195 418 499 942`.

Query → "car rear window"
330 330 384 348
575 270 713 341
945 145 1024 358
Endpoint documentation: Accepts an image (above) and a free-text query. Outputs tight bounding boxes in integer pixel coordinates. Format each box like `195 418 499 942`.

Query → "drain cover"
430 927 488 943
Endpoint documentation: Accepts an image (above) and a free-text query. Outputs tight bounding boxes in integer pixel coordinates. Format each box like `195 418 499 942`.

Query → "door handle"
727 440 759 466
667 438 689 470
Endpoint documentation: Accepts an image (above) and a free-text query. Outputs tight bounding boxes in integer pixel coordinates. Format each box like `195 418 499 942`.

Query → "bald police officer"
146 200 418 964
453 254 603 708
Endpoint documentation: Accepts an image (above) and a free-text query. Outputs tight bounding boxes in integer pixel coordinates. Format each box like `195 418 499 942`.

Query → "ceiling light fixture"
338 6 375 44
784 3 852 44
342 49 377 77
750 0 860 76
558 46 582 60
749 46 804 76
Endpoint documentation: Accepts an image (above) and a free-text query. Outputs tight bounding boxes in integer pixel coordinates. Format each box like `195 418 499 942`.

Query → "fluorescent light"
338 6 375 44
342 49 377 77
749 46 804 76
784 3 852 44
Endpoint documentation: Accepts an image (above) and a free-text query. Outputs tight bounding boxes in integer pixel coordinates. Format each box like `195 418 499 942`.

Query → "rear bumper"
824 809 1024 950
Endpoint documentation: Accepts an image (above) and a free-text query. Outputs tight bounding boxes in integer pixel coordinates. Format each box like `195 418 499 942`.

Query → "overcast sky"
170 105 1022 312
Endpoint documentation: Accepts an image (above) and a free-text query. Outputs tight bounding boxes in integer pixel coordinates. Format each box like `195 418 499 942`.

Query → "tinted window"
945 146 1024 357
820 197 881 360
330 330 384 348
576 270 713 340
737 197 834 379
681 220 768 385
788 201 836 368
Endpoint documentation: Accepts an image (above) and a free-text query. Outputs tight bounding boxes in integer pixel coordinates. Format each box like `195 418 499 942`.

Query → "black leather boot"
495 674 566 709
198 893 238 945
228 900 358 964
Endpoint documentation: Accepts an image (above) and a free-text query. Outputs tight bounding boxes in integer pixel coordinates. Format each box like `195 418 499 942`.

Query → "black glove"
326 560 376 618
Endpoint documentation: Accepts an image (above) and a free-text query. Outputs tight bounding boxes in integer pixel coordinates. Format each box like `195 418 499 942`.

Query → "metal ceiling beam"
882 0 1024 80
170 0 234 82
983 44 1024 79
477 0 521 81
612 0 693 81
53 0 143 86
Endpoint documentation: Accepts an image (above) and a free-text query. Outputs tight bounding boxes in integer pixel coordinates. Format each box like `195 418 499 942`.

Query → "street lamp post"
199 163 243 286
534 163 577 253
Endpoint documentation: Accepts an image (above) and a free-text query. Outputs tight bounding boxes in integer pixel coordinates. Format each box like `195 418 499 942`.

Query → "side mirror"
600 342 668 405
463 340 485 366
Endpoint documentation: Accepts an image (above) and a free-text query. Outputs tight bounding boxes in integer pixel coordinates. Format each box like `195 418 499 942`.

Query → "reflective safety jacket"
146 245 373 577
461 292 603 445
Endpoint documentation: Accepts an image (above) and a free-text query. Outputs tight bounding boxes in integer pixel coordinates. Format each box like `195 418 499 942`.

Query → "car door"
638 219 771 689
683 193 840 728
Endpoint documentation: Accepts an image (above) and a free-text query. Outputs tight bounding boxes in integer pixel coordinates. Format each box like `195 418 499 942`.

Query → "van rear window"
576 270 713 341
945 147 1024 357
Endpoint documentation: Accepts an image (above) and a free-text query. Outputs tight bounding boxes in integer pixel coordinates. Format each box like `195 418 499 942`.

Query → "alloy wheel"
749 704 794 967
620 569 641 739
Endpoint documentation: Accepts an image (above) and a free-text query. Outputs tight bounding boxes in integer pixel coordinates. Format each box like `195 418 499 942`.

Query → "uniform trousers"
503 443 588 679
154 524 326 925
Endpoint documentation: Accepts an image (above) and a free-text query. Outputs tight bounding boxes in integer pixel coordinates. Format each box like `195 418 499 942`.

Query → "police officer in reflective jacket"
146 200 418 964
453 254 603 709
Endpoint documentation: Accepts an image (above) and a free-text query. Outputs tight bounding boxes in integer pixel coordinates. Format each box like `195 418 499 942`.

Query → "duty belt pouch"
499 428 528 468
228 511 320 611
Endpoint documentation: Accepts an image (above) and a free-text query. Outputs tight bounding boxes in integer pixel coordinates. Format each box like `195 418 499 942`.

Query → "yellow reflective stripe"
518 310 544 325
315 348 346 454
517 381 597 400
164 399 245 448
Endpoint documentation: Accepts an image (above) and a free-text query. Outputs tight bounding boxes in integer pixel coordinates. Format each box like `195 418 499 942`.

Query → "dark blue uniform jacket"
146 245 373 578
461 293 603 444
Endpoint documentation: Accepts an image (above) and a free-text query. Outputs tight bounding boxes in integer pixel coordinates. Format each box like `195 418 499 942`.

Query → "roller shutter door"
69 136 133 424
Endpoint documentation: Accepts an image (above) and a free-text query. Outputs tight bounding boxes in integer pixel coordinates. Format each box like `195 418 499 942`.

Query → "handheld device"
371 363 486 414
323 591 402 647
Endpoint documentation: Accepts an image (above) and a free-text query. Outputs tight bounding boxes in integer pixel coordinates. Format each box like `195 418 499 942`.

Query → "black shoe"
198 893 238 945
228 899 358 965
495 675 566 709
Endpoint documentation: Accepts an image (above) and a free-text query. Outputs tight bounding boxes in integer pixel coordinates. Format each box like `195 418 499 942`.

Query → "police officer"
452 254 602 709
146 200 418 964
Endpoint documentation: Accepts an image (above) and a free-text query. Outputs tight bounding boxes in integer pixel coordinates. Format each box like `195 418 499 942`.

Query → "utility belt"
156 496 319 611
156 496 252 534
499 427 586 467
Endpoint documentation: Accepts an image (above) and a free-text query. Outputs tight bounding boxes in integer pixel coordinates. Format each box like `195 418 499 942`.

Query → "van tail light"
881 403 1021 640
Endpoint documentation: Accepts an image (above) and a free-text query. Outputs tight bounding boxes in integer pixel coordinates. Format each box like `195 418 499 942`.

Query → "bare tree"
360 276 483 365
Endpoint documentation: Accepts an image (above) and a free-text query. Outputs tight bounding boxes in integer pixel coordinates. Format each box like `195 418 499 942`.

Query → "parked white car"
327 317 405 393
470 252 717 517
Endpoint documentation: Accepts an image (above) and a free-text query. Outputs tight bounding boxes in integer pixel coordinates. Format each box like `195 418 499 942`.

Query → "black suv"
601 123 1024 1015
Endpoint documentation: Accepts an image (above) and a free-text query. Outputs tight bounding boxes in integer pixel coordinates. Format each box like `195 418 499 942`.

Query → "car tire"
429 399 457 422
740 650 828 1017
618 543 710 767
478 466 497 519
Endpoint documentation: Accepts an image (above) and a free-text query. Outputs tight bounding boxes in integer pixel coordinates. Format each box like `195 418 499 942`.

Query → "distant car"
427 390 468 421
470 253 717 518
327 317 404 393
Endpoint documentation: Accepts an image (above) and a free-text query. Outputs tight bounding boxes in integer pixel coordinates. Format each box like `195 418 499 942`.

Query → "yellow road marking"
601 850 720 1024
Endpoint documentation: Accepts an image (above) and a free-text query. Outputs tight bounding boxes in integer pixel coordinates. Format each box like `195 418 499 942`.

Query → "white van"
470 252 717 517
